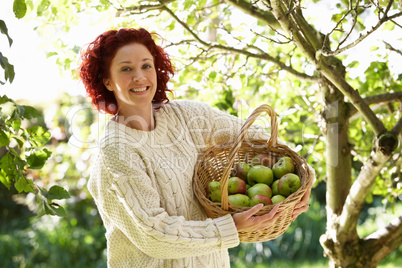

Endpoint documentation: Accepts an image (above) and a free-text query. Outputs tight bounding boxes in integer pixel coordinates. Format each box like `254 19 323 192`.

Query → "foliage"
0 2 70 217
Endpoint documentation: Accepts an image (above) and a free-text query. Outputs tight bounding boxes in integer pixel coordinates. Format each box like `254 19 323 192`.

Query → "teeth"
130 87 147 92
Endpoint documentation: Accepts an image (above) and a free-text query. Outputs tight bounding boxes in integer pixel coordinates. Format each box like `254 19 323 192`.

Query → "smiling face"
104 43 157 117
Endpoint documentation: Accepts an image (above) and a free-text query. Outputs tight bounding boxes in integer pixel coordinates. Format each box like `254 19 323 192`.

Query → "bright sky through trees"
1 0 401 102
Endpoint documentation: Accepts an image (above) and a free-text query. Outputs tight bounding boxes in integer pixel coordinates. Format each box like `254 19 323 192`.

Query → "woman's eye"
142 64 152 69
121 67 131 72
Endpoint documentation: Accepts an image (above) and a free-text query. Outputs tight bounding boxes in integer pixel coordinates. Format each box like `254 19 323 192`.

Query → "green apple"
249 194 273 207
228 194 250 207
271 180 279 196
272 156 295 179
230 162 250 181
227 177 247 195
246 183 272 199
250 153 275 168
247 165 274 186
208 181 221 202
271 194 286 204
278 173 301 197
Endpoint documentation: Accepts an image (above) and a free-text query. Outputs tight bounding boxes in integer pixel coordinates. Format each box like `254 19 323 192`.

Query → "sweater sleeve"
88 143 240 259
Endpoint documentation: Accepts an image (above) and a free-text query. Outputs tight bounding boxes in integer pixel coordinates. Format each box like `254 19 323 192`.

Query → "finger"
257 203 280 221
294 188 311 209
292 204 310 220
239 203 264 220
257 210 285 230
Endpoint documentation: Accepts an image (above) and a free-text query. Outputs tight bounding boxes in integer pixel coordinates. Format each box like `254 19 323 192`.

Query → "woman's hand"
291 188 311 221
232 203 284 233
291 165 315 221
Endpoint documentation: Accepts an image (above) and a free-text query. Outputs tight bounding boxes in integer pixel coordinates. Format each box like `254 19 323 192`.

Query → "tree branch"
363 215 402 265
348 91 402 117
269 0 386 136
160 5 320 82
338 148 391 236
224 0 282 30
270 0 316 62
322 4 402 57
116 0 175 16
384 41 402 56
391 116 402 136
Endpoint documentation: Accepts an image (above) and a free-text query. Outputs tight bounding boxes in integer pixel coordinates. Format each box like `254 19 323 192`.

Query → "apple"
228 194 250 207
272 156 295 179
249 194 273 207
277 173 301 197
227 177 247 195
247 165 274 186
271 194 286 204
251 153 275 168
230 162 250 181
208 181 221 202
246 183 272 199
271 180 280 196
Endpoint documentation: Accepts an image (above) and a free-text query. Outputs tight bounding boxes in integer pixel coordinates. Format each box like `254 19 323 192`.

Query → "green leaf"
0 169 11 190
383 21 395 31
14 176 34 193
13 0 27 19
26 148 52 169
21 105 42 119
347 61 359 68
47 202 67 217
50 204 67 217
13 136 24 147
0 52 15 83
47 185 70 200
209 71 217 79
26 126 51 145
0 20 13 46
46 52 58 58
0 129 9 147
12 119 21 133
37 0 50 16
42 201 67 217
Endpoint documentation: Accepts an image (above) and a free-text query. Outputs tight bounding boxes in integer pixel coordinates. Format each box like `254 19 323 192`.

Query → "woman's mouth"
130 86 149 93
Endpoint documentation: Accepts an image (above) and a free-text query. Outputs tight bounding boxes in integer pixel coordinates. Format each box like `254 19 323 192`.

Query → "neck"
115 107 155 131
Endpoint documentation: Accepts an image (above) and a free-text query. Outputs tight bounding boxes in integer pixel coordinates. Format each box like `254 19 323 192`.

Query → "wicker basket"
193 104 312 243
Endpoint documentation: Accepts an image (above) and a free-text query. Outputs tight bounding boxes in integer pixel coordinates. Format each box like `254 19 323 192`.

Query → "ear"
103 79 113 91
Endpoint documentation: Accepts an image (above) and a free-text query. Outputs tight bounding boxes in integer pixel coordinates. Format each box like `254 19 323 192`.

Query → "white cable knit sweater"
87 100 269 267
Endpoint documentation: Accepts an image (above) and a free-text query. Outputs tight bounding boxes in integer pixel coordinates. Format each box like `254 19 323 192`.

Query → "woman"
79 28 313 267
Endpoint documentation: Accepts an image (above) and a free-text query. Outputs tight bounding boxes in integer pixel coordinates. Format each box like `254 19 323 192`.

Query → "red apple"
230 162 250 181
246 183 272 199
250 153 275 167
249 194 273 207
228 177 247 195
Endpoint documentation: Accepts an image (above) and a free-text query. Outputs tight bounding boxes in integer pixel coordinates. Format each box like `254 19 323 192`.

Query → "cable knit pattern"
87 100 269 267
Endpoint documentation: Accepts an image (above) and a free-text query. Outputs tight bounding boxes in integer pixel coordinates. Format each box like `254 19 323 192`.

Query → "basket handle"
220 104 278 211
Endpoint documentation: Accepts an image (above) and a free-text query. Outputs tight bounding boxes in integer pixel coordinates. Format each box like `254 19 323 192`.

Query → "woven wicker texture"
193 104 312 243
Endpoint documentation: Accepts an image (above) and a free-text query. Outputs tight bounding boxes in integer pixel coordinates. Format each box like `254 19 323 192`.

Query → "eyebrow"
118 58 153 65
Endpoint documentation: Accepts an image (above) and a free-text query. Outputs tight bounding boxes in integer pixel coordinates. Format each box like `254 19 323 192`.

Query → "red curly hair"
79 28 174 114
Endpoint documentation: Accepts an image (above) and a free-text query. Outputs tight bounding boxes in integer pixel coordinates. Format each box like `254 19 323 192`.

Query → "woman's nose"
133 71 145 82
